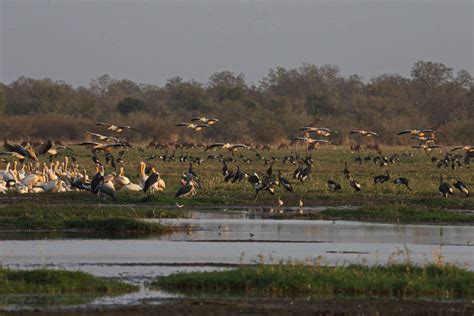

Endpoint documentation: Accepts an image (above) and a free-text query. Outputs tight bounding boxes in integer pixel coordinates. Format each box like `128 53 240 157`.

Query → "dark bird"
349 178 362 192
439 176 454 197
327 179 342 191
143 168 160 193
90 165 104 194
374 170 390 184
453 180 469 196
3 142 37 160
35 140 53 155
394 177 412 191
278 170 293 192
175 180 197 198
343 162 350 179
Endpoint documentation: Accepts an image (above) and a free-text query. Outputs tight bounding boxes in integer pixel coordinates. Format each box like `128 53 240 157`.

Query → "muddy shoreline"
2 298 473 316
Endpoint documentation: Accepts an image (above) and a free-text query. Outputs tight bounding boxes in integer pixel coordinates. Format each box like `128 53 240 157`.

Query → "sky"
0 0 472 87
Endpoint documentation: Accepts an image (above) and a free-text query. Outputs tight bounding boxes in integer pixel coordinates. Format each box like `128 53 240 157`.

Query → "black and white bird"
278 170 293 192
453 180 469 196
349 178 362 192
439 176 454 197
175 178 197 198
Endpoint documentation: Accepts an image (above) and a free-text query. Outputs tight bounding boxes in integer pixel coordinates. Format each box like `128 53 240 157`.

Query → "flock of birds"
0 119 472 204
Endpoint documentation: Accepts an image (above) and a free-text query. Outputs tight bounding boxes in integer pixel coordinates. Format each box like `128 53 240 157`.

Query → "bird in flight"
350 130 379 137
96 123 141 133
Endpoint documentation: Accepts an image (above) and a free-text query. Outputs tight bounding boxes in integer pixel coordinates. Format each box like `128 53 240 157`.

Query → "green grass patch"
154 263 474 299
0 204 176 233
0 269 136 294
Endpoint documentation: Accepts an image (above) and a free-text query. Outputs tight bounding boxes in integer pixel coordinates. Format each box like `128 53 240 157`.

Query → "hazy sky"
1 0 472 87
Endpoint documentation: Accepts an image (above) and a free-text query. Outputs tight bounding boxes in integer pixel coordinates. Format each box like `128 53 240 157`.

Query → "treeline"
0 61 472 144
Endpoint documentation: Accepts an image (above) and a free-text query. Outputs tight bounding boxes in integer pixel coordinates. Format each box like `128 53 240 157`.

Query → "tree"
117 97 146 116
410 61 453 87
0 84 5 114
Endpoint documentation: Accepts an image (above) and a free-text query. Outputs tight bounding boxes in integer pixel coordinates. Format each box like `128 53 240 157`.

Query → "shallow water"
1 210 473 309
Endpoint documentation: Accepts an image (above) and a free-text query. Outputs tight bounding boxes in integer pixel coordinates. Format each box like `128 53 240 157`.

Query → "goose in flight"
87 132 121 142
350 130 379 137
292 137 330 144
96 123 141 133
397 129 433 136
205 143 251 152
451 146 473 153
191 117 219 125
75 141 131 151
176 123 210 131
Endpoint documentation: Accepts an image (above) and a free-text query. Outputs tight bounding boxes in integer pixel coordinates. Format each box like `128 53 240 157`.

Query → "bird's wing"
205 143 225 150
126 126 142 133
3 142 27 156
176 123 189 127
36 140 53 155
451 147 462 151
232 144 250 149
76 141 101 146
190 117 202 121
143 173 159 192
292 137 308 141
103 143 126 149
96 122 111 127
397 130 412 135
87 132 104 138
349 131 361 134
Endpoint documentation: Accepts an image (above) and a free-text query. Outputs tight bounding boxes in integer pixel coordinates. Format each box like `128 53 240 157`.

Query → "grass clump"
0 216 165 233
0 269 136 294
0 204 173 233
154 263 474 299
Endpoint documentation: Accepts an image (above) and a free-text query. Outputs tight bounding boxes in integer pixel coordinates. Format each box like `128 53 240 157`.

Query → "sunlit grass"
154 263 474 299
0 269 136 294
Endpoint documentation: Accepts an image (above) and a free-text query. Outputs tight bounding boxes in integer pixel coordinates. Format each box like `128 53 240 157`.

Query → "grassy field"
154 263 474 299
1 145 473 223
0 269 136 294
